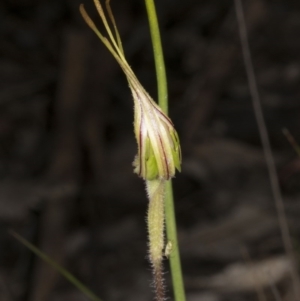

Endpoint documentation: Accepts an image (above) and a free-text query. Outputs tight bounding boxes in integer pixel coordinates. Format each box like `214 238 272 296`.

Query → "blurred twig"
283 128 300 158
234 0 300 300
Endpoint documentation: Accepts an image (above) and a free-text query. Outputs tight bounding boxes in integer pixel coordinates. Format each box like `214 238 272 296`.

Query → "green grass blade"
10 230 103 301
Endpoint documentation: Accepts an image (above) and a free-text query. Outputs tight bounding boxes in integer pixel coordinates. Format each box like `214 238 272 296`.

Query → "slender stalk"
144 1 186 301
144 0 168 113
165 180 186 301
146 179 166 301
10 230 102 301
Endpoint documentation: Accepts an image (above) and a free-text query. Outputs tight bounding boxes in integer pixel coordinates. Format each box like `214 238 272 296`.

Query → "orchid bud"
80 0 181 181
80 2 180 300
132 85 181 180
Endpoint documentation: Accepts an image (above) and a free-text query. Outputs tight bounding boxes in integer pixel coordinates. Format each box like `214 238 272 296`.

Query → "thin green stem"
144 1 186 301
165 181 186 301
144 0 168 113
10 230 102 301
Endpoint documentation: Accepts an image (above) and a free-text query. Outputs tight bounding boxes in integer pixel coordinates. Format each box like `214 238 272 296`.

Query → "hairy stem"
147 179 165 301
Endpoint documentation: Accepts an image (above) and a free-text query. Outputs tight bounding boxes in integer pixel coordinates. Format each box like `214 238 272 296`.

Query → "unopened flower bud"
80 0 181 181
132 85 181 180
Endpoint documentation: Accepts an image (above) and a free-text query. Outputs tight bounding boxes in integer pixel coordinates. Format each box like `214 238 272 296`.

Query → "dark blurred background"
1 0 300 300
